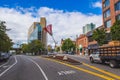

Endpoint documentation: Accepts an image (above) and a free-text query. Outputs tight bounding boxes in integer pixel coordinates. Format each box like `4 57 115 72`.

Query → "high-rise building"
102 0 120 28
83 23 95 34
28 17 47 48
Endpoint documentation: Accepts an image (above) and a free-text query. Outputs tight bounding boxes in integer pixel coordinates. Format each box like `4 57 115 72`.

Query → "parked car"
0 52 10 61
89 51 101 63
68 51 75 55
47 52 58 55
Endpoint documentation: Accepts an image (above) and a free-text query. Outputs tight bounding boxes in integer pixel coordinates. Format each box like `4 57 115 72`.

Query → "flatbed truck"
89 46 120 68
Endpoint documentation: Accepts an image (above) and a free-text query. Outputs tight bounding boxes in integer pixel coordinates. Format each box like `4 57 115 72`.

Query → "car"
0 52 10 61
68 51 75 55
89 51 101 63
47 52 58 55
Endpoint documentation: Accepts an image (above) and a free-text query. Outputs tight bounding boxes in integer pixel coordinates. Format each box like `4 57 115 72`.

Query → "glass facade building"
83 23 95 34
28 23 42 43
103 0 110 8
115 1 120 11
103 9 110 18
104 19 111 28
28 17 47 48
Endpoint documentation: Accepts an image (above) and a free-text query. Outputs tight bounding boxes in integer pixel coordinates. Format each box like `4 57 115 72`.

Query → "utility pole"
51 35 57 50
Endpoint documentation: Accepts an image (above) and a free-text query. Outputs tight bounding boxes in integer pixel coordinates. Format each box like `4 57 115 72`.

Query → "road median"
40 55 115 80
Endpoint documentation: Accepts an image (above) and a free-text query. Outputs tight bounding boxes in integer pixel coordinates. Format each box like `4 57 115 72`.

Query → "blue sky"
0 0 102 47
0 0 102 15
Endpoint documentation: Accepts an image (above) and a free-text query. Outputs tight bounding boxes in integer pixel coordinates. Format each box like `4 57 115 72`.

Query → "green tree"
92 28 106 46
47 45 52 52
61 38 75 52
21 44 29 53
0 21 6 42
0 21 13 52
111 20 120 41
29 40 45 55
56 46 60 52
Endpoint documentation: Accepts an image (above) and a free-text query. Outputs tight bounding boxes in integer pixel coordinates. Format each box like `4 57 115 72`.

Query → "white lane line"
0 58 10 68
28 58 48 80
0 56 17 77
58 70 76 76
0 62 8 68
3 65 9 68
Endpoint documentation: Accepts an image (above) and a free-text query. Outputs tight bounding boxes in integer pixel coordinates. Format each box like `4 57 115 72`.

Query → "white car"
89 52 101 63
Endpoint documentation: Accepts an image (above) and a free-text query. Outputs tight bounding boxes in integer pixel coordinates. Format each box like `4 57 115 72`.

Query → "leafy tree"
55 46 60 52
0 21 6 41
61 38 76 52
47 45 52 52
21 44 29 53
111 20 120 41
0 21 6 34
0 21 13 52
21 40 46 55
92 28 106 46
29 40 45 55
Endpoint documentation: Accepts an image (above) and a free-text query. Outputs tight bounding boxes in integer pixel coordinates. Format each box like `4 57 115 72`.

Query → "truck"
89 46 120 68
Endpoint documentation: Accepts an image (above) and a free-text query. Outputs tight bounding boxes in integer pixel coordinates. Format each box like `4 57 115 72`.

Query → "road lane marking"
0 56 17 77
3 65 9 68
60 55 120 79
82 62 120 80
28 58 48 80
0 59 10 68
0 62 8 68
58 70 76 75
44 58 114 80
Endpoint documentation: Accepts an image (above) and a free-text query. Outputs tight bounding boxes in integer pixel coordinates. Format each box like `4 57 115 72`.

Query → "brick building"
102 0 120 29
76 34 88 55
76 0 120 55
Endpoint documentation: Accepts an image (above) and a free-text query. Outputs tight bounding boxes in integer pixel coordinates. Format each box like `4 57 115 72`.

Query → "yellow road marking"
43 58 114 80
82 62 120 80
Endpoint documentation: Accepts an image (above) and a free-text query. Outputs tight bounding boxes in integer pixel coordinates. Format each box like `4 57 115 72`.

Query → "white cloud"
0 7 37 43
37 7 102 46
92 1 102 8
0 7 102 47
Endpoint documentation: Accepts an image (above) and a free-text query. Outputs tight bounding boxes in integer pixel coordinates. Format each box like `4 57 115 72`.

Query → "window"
103 9 110 18
105 20 111 28
103 0 110 8
115 1 120 11
116 14 120 20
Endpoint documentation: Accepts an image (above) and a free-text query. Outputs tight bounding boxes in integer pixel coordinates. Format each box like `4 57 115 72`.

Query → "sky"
0 0 103 47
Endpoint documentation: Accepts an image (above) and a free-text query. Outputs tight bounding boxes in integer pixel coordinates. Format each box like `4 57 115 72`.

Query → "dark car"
68 51 75 55
0 52 10 61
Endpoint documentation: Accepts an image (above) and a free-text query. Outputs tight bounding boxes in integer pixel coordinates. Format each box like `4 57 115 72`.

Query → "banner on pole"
44 24 53 36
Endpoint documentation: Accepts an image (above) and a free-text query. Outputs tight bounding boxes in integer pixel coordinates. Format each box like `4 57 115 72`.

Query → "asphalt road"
65 54 120 76
0 55 120 80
